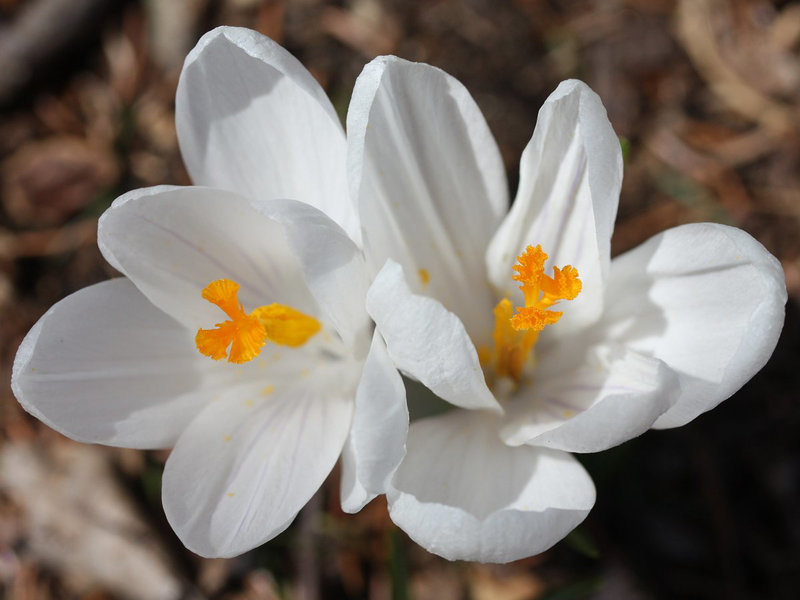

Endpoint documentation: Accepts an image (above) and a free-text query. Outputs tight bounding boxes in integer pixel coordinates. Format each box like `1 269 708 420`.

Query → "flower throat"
482 245 581 384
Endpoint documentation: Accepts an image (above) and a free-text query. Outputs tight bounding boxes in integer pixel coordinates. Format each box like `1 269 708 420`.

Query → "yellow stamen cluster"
489 245 581 382
195 279 321 363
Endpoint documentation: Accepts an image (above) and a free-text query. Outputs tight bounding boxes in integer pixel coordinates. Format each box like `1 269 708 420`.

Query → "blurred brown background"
0 0 798 598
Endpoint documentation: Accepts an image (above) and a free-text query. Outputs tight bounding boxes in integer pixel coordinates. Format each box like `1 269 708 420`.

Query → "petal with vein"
387 410 595 563
501 345 679 452
98 185 316 330
348 56 508 344
162 368 355 558
12 279 216 448
487 80 622 335
602 223 786 428
176 27 357 242
253 198 370 355
341 330 408 513
367 261 500 412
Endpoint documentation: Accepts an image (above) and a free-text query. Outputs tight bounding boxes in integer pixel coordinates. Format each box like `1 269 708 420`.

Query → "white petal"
367 261 500 412
340 330 408 513
98 185 316 330
348 56 508 345
501 345 679 452
487 80 622 334
339 438 372 513
601 223 786 428
162 366 355 558
386 410 595 563
11 279 217 448
252 198 370 355
176 27 357 242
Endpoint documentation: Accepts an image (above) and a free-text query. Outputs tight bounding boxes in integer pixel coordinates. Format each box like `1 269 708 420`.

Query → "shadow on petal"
386 410 595 562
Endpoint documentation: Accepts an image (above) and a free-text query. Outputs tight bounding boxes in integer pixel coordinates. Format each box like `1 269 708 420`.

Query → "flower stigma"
485 245 581 384
195 278 321 363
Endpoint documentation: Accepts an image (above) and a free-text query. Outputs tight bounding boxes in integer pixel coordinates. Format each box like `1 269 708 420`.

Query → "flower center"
483 245 581 384
195 278 321 363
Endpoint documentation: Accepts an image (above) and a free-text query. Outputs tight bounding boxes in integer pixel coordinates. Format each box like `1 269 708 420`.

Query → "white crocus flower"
10 28 390 558
340 57 787 563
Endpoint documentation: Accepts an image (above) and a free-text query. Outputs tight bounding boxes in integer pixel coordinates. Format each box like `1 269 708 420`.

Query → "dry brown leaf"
0 218 96 259
221 569 281 600
143 0 206 72
646 124 755 223
469 563 546 600
0 440 184 600
675 0 796 133
410 565 464 600
2 137 117 228
319 3 400 58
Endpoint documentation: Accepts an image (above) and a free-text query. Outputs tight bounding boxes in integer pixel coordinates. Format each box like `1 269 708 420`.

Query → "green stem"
389 526 409 600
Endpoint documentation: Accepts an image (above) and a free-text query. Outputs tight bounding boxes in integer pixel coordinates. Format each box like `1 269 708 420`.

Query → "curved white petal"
339 438 372 513
348 56 508 345
600 223 786 428
341 330 408 513
176 27 357 242
487 80 622 335
252 198 370 355
11 279 217 448
162 366 355 558
98 185 316 330
367 261 500 413
386 410 595 563
501 345 679 452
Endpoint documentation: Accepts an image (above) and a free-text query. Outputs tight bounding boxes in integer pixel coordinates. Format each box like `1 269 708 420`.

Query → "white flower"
12 26 787 565
340 57 787 562
11 27 380 558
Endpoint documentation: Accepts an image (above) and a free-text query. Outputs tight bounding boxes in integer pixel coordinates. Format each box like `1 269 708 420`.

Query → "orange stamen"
195 278 320 363
487 245 582 383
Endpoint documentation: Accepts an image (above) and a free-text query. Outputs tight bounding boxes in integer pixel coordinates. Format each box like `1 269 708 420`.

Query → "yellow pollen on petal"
487 245 582 384
195 278 321 363
418 268 430 285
